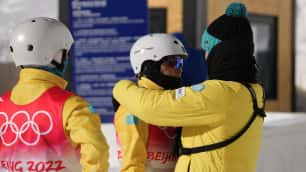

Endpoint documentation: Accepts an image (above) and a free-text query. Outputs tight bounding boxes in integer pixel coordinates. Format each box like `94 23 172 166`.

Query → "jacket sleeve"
62 96 109 172
113 80 227 127
115 106 148 172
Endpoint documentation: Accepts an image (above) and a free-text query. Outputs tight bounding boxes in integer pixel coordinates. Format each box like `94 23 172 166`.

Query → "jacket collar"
18 68 67 89
137 77 163 90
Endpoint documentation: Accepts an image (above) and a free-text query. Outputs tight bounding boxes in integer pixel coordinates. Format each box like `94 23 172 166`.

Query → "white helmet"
9 17 74 67
130 33 188 74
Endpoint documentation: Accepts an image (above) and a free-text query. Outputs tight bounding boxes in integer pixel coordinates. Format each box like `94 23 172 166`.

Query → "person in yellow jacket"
0 17 109 172
113 3 266 172
114 33 188 172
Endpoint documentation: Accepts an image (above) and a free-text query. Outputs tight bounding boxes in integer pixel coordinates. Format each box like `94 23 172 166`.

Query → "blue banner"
68 0 148 122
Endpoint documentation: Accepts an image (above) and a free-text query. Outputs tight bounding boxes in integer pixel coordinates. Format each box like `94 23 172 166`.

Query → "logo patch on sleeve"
88 104 97 113
175 87 185 99
126 114 139 125
191 83 205 92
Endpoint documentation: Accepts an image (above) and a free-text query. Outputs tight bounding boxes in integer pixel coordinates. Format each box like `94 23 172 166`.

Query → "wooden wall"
148 0 183 33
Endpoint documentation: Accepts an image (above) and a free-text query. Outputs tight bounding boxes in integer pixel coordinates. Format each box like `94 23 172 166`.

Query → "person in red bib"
113 33 188 172
0 17 109 172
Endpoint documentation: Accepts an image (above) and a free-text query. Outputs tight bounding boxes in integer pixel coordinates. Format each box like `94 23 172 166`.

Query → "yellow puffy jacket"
114 77 177 172
8 68 109 172
113 79 264 172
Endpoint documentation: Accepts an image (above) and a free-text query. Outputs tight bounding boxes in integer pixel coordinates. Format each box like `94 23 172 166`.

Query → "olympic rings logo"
159 127 176 139
0 110 53 146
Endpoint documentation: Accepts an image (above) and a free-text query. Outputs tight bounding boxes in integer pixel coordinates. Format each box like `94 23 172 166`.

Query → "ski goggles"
161 56 184 69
